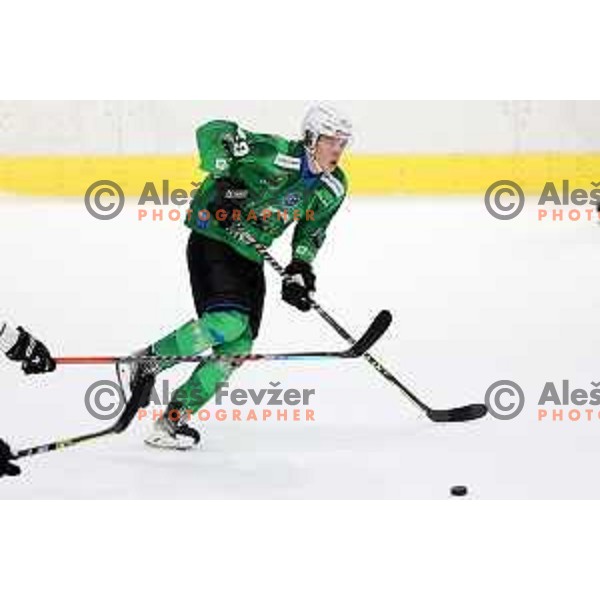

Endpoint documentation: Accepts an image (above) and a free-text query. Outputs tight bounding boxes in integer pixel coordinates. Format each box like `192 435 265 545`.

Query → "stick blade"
112 374 156 434
427 403 488 423
348 310 393 357
0 438 14 466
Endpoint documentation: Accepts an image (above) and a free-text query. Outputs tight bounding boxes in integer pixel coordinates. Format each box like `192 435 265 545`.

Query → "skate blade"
144 435 198 451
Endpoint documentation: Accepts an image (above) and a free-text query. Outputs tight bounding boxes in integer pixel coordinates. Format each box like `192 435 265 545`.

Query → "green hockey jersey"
186 120 348 264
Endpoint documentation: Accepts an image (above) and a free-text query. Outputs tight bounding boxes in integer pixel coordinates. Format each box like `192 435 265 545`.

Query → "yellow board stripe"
0 154 599 197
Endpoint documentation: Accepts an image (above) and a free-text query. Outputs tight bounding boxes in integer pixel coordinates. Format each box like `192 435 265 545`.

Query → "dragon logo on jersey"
223 127 250 158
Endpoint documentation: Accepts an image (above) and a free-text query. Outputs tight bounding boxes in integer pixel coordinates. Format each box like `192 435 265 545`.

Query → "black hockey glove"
6 327 56 375
282 260 316 313
214 177 249 229
0 439 20 478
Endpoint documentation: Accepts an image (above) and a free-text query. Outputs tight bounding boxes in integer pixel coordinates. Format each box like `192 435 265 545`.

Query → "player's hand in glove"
6 327 56 375
282 260 316 312
214 177 249 229
0 439 20 478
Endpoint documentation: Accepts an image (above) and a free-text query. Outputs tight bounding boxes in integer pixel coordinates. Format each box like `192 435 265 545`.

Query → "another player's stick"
0 312 391 468
231 227 487 423
53 311 392 366
0 374 156 467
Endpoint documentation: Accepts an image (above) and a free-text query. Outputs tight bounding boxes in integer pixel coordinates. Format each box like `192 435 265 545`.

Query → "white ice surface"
0 196 598 499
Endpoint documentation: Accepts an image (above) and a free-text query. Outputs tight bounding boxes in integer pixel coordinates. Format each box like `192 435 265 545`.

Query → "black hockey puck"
450 485 468 497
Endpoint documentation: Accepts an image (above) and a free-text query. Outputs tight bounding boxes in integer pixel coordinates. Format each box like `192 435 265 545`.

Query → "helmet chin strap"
305 145 325 174
306 142 339 175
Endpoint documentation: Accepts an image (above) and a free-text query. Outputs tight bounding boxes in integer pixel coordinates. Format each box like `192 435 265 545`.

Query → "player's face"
314 135 348 173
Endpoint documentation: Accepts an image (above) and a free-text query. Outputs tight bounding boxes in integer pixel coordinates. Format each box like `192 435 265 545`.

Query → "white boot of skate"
144 409 203 451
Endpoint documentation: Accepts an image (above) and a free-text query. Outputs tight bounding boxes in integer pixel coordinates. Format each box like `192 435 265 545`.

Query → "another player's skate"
144 402 201 451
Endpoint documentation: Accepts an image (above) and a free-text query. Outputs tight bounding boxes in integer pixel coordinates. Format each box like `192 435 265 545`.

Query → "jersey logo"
274 153 301 171
224 127 250 158
283 192 302 208
295 246 311 259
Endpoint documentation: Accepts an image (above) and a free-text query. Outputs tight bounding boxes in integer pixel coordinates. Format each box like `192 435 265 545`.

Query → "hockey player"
133 105 353 450
0 321 56 375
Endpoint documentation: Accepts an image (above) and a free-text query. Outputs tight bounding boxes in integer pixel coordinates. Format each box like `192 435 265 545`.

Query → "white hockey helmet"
302 104 353 148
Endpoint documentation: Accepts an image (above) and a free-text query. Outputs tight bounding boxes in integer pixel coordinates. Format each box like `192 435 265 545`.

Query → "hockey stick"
0 374 156 466
54 311 391 366
231 227 487 423
0 312 391 467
